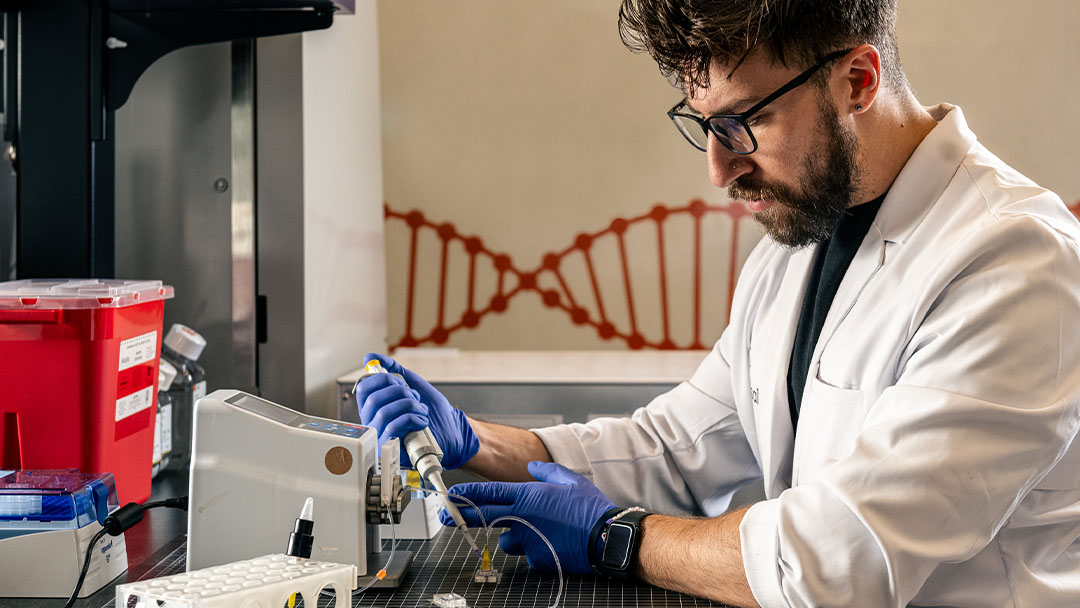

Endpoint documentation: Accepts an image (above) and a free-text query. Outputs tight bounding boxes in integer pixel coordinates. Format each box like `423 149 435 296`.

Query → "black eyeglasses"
667 48 854 154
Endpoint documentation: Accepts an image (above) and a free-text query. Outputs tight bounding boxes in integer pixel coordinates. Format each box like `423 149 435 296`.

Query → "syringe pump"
187 390 412 587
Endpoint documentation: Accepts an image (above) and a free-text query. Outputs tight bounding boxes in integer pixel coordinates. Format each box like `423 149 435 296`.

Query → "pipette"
362 361 484 559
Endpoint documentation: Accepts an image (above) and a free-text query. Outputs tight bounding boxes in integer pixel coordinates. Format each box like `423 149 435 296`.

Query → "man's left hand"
441 461 617 574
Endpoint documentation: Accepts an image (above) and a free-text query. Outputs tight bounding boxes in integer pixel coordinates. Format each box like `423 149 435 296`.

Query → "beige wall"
378 0 1080 352
898 0 1080 201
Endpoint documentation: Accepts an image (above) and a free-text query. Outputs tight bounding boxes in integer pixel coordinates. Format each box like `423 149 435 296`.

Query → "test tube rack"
115 553 357 607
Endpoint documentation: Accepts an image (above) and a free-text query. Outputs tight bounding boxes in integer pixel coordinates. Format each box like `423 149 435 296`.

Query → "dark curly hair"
618 0 905 94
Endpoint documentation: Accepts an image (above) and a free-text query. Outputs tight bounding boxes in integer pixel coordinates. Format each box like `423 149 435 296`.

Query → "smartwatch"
595 507 651 577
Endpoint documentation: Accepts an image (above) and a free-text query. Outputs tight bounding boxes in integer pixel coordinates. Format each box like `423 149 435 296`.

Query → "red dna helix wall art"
385 200 759 350
386 198 1080 351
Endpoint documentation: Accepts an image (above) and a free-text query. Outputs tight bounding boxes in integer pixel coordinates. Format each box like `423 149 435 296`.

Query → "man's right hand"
355 353 480 470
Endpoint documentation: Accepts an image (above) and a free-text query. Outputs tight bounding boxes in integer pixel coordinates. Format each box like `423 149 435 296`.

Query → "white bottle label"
161 402 173 454
194 380 207 401
152 409 162 465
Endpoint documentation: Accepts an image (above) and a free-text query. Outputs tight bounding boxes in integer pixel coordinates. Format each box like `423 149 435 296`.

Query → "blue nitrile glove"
356 353 479 470
441 461 617 574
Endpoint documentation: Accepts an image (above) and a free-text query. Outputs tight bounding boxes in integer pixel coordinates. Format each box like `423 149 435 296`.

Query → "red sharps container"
0 279 174 503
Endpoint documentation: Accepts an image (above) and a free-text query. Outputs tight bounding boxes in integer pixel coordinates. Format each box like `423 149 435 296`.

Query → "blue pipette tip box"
0 469 119 540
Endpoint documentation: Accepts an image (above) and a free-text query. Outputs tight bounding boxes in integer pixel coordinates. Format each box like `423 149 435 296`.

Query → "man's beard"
729 97 861 249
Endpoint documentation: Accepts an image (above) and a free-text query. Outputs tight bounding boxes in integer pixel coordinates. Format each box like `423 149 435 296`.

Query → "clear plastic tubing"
487 515 564 608
321 503 398 600
405 484 489 533
354 502 397 595
404 484 564 608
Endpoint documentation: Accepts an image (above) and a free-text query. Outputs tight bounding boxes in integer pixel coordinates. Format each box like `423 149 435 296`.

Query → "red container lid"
0 279 175 310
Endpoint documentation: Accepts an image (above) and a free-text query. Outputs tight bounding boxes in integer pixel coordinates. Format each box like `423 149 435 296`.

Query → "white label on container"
118 330 158 371
161 402 173 454
152 409 162 465
116 386 154 421
194 380 207 401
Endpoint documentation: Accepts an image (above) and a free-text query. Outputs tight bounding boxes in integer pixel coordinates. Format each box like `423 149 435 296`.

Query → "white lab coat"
534 105 1080 607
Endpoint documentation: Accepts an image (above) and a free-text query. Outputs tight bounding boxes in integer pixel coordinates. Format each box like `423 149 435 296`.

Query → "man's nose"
707 137 752 188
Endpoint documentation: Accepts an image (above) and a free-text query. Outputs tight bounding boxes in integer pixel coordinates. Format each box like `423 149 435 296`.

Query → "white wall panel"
303 5 388 415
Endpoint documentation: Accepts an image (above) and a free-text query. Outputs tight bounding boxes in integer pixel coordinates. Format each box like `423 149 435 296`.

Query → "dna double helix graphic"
385 200 758 350
387 199 1080 351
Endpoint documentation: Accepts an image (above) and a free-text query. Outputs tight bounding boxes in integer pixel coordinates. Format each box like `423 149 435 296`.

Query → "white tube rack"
115 553 357 607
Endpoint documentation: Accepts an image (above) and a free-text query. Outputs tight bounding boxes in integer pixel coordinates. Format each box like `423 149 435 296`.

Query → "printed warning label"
116 386 154 422
119 331 158 371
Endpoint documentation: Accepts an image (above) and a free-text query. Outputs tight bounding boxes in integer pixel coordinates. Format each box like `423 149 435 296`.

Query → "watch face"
602 522 636 570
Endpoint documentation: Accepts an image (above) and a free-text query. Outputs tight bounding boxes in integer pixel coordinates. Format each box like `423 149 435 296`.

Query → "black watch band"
593 508 652 578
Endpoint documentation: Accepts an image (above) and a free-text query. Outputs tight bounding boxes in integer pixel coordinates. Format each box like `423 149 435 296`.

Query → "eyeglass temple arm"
738 48 855 119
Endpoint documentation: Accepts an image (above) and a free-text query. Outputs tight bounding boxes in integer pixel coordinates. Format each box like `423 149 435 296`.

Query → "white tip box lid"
0 279 175 309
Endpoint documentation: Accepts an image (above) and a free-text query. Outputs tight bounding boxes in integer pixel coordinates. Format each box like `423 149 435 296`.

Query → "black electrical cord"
63 496 188 608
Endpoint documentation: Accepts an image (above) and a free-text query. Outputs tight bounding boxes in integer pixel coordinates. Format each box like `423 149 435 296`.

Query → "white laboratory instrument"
0 470 128 598
186 390 411 587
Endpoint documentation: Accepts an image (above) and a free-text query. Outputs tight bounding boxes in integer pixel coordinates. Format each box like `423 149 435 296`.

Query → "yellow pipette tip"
481 546 491 570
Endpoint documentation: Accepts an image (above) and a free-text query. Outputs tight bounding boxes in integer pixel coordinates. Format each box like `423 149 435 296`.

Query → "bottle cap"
286 497 316 559
164 323 206 361
159 360 178 392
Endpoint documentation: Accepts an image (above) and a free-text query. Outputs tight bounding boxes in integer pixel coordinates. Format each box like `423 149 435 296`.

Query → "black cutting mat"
105 529 729 608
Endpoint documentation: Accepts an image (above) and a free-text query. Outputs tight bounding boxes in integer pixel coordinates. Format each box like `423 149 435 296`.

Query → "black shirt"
787 194 886 430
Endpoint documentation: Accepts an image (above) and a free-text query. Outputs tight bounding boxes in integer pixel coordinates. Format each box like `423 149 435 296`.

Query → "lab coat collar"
873 103 978 245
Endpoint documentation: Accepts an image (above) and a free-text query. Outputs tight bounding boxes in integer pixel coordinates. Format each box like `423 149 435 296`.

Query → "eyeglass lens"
708 116 755 154
671 114 755 154
671 114 709 150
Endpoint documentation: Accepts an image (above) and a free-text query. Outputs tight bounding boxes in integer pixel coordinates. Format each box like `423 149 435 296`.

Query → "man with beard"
357 1 1080 606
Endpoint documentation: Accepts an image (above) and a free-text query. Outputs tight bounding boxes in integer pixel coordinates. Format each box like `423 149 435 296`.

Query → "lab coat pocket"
792 372 866 486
